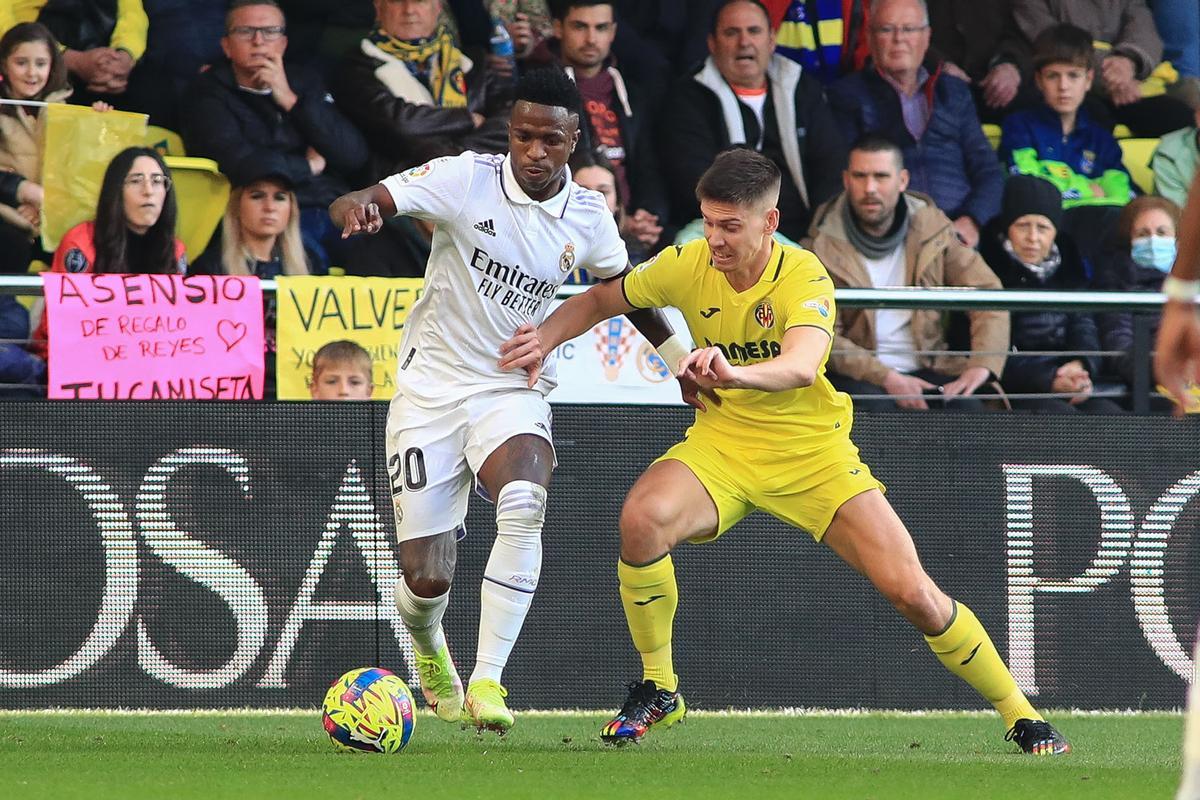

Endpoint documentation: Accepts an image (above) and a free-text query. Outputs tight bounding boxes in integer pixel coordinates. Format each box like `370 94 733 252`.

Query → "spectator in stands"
490 0 554 74
1012 0 1193 137
771 0 873 85
31 146 186 357
979 175 1122 413
806 134 1009 411
659 0 845 242
829 0 1003 248
181 0 369 272
333 0 512 177
1151 105 1200 209
0 294 45 396
567 148 658 273
310 339 375 400
607 0 721 93
1151 0 1200 109
1095 195 1179 398
4 0 147 107
1000 24 1133 209
117 0 229 130
191 157 314 278
0 22 70 274
927 0 1036 123
544 0 667 248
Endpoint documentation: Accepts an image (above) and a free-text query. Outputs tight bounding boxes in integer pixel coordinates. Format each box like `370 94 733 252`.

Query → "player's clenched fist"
498 323 546 387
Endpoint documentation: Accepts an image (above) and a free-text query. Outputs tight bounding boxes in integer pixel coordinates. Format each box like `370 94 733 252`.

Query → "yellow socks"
618 555 679 692
924 601 1041 730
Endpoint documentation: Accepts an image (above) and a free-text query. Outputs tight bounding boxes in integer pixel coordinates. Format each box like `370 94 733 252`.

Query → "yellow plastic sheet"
39 103 148 253
275 276 425 400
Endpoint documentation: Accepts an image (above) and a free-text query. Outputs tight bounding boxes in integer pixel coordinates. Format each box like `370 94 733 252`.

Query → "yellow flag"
40 104 148 253
275 276 425 400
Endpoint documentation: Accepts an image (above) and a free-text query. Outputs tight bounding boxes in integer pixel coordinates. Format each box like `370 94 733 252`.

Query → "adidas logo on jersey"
474 219 496 236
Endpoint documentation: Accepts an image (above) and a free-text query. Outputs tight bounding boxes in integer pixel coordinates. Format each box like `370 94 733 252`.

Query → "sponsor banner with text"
0 406 1193 709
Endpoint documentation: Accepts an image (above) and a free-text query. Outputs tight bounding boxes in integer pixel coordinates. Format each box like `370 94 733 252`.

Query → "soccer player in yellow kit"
500 148 1069 754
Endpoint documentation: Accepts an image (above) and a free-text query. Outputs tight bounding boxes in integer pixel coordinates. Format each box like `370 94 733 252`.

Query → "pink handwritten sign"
43 274 265 400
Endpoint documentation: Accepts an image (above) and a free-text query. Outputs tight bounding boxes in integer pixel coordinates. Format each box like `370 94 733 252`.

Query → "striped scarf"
368 24 467 108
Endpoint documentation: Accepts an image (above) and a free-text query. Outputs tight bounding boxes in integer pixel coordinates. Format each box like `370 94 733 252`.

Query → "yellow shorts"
656 434 885 543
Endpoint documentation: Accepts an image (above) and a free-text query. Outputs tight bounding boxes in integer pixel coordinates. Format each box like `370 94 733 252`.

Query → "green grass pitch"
0 710 1183 799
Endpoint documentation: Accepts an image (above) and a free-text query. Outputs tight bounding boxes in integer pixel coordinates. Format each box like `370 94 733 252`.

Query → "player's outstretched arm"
679 326 828 393
329 184 398 239
500 279 634 386
1155 170 1200 413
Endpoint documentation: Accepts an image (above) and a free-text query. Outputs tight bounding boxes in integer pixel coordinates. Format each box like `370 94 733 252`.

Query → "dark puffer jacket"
829 60 1004 226
980 224 1102 392
1094 248 1164 382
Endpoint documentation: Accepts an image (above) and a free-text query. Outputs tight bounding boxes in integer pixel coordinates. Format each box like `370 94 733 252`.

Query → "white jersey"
381 152 627 405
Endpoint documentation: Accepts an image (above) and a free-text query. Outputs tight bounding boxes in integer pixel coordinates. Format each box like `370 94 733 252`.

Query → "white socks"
470 481 546 685
394 577 449 656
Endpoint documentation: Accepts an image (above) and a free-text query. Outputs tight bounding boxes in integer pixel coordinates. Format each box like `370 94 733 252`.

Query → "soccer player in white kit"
329 69 679 733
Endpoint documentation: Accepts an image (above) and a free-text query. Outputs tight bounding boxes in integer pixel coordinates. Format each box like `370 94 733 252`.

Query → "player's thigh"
385 393 473 543
464 389 556 497
621 437 750 559
822 488 951 628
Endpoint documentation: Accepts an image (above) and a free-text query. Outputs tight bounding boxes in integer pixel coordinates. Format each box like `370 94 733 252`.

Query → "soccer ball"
322 667 416 753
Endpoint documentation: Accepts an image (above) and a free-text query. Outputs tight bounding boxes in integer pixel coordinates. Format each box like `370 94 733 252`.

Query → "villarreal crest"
754 298 775 328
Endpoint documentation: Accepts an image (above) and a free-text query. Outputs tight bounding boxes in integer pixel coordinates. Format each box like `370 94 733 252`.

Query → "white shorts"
384 388 555 542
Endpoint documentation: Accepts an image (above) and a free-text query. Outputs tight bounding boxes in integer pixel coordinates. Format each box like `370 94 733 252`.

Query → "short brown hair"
1117 196 1182 245
695 148 781 209
1032 23 1093 72
226 0 284 31
312 340 372 380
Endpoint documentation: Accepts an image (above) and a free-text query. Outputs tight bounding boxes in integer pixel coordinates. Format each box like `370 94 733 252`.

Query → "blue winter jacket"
999 104 1133 208
829 63 1004 226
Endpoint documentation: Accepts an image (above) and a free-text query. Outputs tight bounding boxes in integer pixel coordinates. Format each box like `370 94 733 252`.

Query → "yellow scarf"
370 24 468 108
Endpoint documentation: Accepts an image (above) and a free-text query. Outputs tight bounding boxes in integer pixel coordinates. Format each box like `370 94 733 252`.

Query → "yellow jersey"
622 238 854 458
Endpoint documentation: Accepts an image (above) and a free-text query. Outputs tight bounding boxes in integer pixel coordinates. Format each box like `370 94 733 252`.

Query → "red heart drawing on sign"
217 320 248 352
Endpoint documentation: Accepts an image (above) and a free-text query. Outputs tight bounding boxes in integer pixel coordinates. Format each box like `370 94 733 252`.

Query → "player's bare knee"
887 579 944 629
619 498 675 557
400 532 457 597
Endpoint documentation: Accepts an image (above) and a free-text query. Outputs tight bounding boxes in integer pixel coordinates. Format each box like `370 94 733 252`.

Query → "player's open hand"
332 196 383 238
499 322 546 387
677 346 738 389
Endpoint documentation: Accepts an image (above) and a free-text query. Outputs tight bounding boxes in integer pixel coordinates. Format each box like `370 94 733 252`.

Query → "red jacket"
32 220 187 358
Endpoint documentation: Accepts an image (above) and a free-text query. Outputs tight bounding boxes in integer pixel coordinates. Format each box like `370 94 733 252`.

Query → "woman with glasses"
30 146 185 358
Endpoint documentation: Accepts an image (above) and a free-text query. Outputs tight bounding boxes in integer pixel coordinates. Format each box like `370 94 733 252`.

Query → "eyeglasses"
227 25 286 41
124 173 172 190
871 24 929 38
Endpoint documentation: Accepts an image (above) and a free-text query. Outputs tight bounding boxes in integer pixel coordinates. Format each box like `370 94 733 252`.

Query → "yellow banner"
275 276 424 400
40 104 148 253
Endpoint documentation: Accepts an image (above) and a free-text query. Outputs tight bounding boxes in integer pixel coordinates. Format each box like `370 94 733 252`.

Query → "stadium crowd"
0 0 1195 410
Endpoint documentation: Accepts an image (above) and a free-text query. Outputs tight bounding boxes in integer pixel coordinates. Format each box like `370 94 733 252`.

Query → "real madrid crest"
559 242 576 274
754 298 775 328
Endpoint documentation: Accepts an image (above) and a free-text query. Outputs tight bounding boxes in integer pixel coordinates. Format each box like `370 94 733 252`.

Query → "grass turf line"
0 711 1183 800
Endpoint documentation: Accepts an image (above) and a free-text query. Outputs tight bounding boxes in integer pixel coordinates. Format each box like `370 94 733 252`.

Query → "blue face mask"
1131 235 1177 273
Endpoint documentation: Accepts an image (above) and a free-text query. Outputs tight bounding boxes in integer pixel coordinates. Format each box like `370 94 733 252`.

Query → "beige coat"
805 191 1009 386
0 87 69 234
